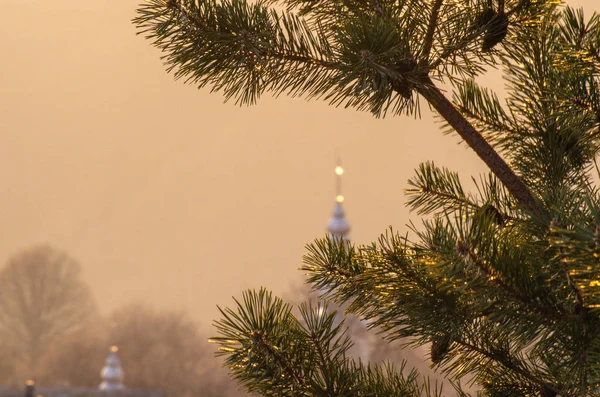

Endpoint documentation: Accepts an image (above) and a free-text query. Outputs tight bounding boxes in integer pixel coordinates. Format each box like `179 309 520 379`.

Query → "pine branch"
136 3 600 393
564 263 586 311
454 79 523 145
405 161 476 216
252 329 309 389
138 0 552 215
429 0 547 71
416 78 544 217
455 338 565 397
462 243 564 323
421 0 444 62
213 290 435 396
170 1 341 68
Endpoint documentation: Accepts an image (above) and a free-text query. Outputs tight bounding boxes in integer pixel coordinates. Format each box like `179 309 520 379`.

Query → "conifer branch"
429 1 533 71
464 245 563 322
379 244 439 298
561 257 586 312
416 78 543 217
168 0 342 70
421 0 444 62
457 106 525 146
252 330 308 389
418 187 473 210
135 2 600 393
455 339 565 397
311 331 333 386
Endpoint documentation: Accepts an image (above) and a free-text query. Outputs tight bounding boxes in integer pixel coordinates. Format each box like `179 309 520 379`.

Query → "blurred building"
326 163 351 241
0 348 163 397
322 162 380 360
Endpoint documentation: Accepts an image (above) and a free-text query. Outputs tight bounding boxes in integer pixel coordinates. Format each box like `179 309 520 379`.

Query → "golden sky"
1 0 598 330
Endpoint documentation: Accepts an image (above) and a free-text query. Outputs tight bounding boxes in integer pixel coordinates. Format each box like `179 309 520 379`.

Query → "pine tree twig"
310 330 333 390
458 105 521 138
409 184 520 223
416 185 476 210
267 52 341 69
252 330 308 389
374 0 384 17
416 78 544 217
167 0 342 70
456 339 565 397
571 97 598 114
561 257 586 312
429 2 529 71
378 241 439 297
421 0 444 62
465 247 563 321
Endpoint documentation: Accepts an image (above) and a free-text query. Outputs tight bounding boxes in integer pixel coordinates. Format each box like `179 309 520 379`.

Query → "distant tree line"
0 245 246 397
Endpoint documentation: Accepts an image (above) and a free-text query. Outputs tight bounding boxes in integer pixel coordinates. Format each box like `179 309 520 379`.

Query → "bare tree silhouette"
108 304 246 397
0 245 99 382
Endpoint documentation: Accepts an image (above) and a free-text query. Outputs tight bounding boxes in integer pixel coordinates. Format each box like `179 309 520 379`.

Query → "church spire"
99 346 125 391
327 160 351 240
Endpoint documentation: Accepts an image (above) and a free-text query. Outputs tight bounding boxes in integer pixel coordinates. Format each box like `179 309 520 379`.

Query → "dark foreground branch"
416 79 544 217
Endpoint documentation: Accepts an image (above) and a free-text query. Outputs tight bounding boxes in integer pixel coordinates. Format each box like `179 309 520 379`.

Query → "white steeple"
99 346 125 391
327 161 351 240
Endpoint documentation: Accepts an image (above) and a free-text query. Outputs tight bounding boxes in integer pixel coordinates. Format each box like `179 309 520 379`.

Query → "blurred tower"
324 162 378 361
99 346 125 391
327 162 351 240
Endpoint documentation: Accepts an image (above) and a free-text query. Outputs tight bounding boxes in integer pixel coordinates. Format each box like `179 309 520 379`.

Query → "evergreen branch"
214 290 433 396
135 0 345 105
463 245 564 323
416 78 544 217
454 338 565 397
421 0 444 62
557 249 586 312
169 0 341 69
457 106 514 139
297 302 353 390
454 79 524 146
405 161 476 216
252 329 308 389
429 21 484 71
136 2 600 393
212 289 311 394
377 231 440 298
429 0 541 71
302 238 357 294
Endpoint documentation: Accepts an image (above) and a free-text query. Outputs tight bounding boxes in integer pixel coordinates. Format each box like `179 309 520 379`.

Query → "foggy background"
0 0 598 391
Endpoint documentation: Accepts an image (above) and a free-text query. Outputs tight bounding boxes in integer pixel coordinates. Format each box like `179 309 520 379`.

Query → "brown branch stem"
416 79 544 217
421 0 444 62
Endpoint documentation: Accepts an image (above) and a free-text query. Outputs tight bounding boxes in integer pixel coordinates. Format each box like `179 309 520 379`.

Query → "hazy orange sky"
1 0 598 330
